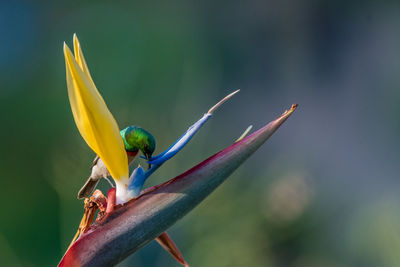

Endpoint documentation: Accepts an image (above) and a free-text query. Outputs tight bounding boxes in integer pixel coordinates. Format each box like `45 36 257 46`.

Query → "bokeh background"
1 0 400 266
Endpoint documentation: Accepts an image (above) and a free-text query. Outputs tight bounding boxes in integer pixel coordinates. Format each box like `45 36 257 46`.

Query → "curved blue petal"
148 113 211 165
128 165 146 197
128 164 162 197
128 91 240 196
128 114 212 196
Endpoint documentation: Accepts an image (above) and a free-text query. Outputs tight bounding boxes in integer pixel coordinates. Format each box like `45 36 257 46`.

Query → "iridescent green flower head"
121 126 156 159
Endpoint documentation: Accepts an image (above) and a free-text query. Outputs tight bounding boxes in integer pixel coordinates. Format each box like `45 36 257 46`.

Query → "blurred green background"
1 0 400 266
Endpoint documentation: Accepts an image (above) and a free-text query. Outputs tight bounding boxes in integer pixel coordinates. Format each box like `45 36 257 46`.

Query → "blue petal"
127 91 240 196
128 114 212 196
128 165 146 197
148 113 212 165
128 164 162 197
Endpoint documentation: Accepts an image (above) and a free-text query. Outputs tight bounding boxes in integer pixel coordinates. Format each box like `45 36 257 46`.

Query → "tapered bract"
59 104 297 267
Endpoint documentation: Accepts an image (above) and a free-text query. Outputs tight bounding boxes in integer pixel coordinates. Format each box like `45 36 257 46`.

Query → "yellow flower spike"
73 34 95 85
63 36 130 203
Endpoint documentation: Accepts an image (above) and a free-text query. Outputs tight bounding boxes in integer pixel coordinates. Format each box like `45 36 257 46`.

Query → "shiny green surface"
123 126 156 156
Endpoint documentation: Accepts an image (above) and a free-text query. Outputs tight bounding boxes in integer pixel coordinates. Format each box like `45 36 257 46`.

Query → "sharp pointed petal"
64 40 129 184
148 113 211 165
73 34 95 85
207 89 239 114
235 125 253 142
155 232 188 266
148 91 239 166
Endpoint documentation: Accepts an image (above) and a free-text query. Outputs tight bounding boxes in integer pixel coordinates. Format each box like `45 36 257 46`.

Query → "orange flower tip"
288 103 298 113
281 103 298 117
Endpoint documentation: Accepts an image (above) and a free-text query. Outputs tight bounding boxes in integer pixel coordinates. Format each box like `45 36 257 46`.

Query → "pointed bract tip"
207 89 240 114
73 33 79 47
63 43 75 65
63 41 71 52
283 103 298 116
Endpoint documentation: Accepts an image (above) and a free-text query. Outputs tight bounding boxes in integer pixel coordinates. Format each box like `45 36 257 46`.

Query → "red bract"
59 104 297 267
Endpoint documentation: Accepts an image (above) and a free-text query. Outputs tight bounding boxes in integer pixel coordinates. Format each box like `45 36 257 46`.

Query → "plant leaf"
59 104 297 267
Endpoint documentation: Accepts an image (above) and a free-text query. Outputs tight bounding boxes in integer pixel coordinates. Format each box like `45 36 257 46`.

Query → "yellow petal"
64 40 129 182
73 34 95 85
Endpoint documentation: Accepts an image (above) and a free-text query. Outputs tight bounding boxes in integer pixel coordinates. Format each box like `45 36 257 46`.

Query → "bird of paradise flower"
63 34 242 266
